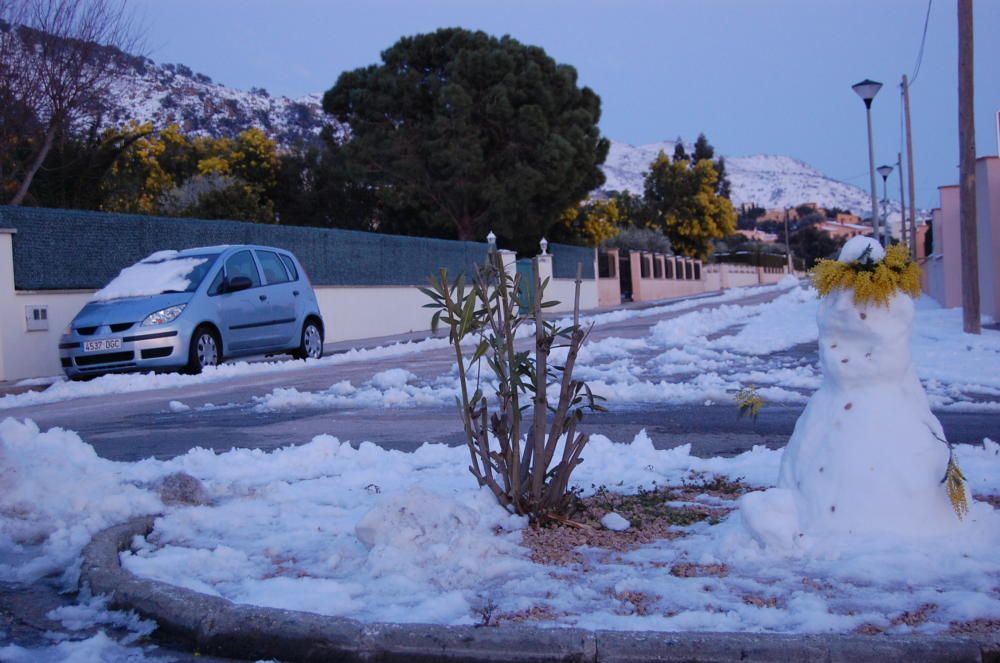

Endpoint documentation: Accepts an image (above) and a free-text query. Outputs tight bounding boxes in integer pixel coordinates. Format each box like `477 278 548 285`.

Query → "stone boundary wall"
0 206 490 290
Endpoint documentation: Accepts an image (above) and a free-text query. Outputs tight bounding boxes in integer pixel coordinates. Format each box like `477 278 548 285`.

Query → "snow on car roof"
177 245 233 255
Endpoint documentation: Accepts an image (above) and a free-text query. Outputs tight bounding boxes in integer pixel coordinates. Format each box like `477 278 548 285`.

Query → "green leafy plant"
422 251 604 524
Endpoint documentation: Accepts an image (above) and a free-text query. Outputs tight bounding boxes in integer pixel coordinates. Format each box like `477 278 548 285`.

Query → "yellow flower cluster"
810 244 921 307
735 385 764 422
944 455 968 520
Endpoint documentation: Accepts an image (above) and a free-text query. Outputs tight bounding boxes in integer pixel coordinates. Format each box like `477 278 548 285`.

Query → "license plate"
84 338 123 353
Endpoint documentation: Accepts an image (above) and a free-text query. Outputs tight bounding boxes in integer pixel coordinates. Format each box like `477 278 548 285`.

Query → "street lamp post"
853 79 883 244
878 164 894 244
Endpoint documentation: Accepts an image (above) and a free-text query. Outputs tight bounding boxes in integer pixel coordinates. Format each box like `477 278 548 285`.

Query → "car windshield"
92 252 221 301
175 254 220 292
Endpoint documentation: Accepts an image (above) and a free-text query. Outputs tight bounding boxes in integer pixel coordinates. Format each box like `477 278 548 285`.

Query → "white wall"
546 278 599 313
313 285 436 342
1 232 95 379
0 230 15 381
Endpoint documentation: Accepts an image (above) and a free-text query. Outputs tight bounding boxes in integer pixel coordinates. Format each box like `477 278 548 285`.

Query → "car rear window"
279 254 299 281
257 250 291 284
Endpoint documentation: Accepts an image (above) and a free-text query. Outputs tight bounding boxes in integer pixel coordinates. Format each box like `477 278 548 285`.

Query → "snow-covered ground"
2 279 999 657
1 419 997 643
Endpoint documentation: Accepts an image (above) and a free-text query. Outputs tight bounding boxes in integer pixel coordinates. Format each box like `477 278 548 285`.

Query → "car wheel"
187 327 220 374
293 320 323 360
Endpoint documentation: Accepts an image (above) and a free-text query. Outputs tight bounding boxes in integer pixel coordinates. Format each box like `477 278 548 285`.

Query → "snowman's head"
817 288 914 385
837 236 885 265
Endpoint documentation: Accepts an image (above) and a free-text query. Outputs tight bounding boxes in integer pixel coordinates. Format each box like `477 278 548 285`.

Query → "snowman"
740 237 967 548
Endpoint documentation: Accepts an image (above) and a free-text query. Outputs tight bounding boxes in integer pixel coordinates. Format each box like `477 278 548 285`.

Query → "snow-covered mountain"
602 140 877 215
101 56 343 148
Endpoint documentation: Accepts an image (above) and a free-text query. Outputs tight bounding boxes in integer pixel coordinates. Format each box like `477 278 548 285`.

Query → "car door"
213 249 270 353
254 249 299 349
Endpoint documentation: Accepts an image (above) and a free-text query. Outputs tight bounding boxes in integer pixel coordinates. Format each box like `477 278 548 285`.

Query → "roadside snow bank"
0 335 453 411
0 419 162 584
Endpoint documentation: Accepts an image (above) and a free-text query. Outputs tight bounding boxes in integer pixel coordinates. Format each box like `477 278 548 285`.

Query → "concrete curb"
82 516 992 662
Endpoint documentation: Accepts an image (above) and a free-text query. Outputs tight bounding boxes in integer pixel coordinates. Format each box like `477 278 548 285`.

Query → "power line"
910 0 933 86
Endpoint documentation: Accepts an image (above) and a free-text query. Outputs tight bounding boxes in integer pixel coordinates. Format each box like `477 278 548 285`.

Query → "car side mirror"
228 276 253 292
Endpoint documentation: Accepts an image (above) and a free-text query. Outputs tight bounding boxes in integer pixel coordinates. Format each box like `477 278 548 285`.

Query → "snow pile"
0 419 162 584
253 376 458 412
601 512 631 531
91 250 207 301
0 631 155 662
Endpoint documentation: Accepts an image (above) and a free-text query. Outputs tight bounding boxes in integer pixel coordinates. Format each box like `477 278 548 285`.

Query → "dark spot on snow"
860 312 867 320
865 352 872 359
845 402 853 410
831 343 838 348
819 467 824 473
841 358 849 363
830 505 836 513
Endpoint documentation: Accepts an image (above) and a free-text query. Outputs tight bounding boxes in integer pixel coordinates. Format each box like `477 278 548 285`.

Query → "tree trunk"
10 121 59 206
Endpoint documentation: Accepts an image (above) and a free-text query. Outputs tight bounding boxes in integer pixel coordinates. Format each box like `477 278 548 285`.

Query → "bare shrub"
422 251 603 524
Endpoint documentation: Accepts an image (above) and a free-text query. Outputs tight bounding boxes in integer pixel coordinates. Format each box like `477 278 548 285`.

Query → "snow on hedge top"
837 236 885 264
92 251 210 302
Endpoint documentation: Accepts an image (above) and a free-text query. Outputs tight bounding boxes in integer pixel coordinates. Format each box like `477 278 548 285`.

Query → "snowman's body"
775 289 956 536
741 238 958 546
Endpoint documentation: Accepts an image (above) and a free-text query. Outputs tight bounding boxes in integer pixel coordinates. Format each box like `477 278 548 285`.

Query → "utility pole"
958 0 980 334
897 152 907 252
902 75 919 259
783 207 792 273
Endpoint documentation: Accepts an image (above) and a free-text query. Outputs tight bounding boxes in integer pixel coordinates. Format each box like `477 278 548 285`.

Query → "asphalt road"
1 286 996 462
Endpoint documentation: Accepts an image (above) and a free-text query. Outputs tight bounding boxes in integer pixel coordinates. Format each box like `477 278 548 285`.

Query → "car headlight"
142 305 186 327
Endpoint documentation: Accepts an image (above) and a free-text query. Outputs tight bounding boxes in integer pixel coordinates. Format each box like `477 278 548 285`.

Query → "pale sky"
135 0 1000 209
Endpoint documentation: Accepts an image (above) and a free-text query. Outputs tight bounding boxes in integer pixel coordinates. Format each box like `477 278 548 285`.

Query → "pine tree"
672 137 688 163
691 132 730 199
322 28 609 253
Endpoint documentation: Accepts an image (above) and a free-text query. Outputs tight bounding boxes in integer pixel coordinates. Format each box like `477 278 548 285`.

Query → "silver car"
59 245 325 378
